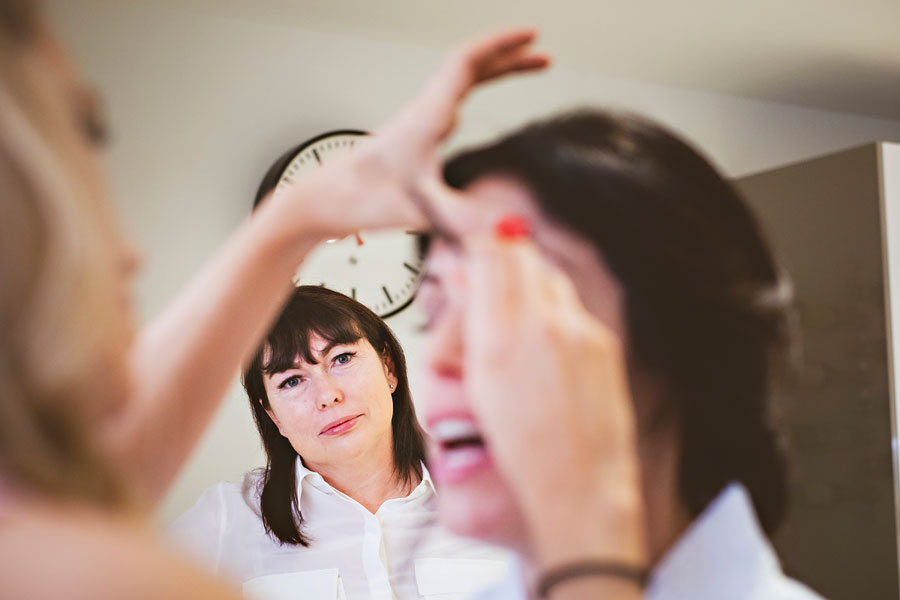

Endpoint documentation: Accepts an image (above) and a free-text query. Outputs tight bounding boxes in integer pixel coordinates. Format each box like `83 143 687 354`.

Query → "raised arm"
99 29 549 505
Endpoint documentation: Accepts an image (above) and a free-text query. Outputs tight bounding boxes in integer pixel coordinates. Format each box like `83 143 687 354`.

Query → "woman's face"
262 334 399 472
419 175 627 549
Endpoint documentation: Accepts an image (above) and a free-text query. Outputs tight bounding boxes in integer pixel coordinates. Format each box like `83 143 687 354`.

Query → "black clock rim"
253 129 369 209
254 129 419 319
378 294 417 320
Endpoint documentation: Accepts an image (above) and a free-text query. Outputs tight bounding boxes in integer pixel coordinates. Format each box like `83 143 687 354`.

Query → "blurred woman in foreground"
417 110 824 599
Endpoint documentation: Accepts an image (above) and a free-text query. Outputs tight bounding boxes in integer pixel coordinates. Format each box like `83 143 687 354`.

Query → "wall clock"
254 130 425 319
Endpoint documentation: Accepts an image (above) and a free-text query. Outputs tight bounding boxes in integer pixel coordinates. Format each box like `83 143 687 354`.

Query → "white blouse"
168 461 511 600
477 483 824 600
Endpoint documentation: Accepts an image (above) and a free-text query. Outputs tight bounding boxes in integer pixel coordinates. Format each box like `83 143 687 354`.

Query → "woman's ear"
382 353 399 391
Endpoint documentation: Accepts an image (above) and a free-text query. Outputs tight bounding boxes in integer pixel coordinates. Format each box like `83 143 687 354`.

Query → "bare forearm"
526 468 647 600
542 577 643 600
102 179 325 504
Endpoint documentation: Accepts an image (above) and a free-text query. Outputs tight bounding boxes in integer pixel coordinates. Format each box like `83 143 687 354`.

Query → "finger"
540 260 587 328
463 235 547 352
465 235 535 314
461 237 542 428
467 27 538 55
461 28 545 75
450 28 538 81
502 54 553 74
472 47 551 84
414 29 549 131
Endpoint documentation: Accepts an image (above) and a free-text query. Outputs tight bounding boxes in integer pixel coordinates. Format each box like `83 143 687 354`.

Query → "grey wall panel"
736 144 898 600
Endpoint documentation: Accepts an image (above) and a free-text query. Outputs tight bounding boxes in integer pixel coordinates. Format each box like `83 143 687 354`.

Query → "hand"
462 234 646 565
276 28 550 238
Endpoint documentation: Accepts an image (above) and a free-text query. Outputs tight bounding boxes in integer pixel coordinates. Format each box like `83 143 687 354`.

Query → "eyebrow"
267 339 358 374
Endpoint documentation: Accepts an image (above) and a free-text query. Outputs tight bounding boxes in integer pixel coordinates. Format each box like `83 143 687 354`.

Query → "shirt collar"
294 458 436 501
420 462 437 495
647 483 783 598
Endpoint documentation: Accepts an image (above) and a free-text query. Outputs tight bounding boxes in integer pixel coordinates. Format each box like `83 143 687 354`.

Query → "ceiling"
129 0 900 120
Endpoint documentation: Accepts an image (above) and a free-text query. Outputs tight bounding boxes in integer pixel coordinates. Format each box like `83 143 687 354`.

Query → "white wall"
44 0 900 524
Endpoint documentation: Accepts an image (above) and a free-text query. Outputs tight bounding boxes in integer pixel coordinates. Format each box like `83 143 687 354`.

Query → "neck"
306 439 419 514
513 427 691 594
638 428 692 566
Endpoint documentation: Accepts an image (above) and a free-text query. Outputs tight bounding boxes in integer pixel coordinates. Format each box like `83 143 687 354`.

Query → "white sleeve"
166 482 228 574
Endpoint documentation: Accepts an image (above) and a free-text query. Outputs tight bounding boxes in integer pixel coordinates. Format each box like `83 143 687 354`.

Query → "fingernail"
494 215 532 241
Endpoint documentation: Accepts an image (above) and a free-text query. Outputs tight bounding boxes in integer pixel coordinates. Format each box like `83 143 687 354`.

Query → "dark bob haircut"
440 109 792 536
242 285 425 546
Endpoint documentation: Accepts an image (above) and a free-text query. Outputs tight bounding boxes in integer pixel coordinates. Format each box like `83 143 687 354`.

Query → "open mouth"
429 417 492 481
432 418 486 450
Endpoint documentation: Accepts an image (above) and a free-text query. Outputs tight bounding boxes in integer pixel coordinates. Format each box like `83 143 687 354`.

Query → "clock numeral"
382 286 394 304
351 287 357 300
313 149 322 164
403 262 420 275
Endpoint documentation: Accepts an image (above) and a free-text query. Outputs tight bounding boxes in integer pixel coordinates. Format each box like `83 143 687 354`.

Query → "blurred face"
262 334 399 472
420 175 627 549
20 26 139 403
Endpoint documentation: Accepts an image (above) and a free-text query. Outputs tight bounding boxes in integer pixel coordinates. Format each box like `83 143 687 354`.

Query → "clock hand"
355 232 364 246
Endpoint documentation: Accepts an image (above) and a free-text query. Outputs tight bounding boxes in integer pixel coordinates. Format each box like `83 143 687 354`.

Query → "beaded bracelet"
537 560 650 598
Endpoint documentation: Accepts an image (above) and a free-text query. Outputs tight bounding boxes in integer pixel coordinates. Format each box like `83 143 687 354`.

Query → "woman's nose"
316 376 344 409
427 305 465 381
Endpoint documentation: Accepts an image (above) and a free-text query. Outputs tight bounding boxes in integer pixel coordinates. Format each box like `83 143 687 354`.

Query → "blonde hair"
0 0 127 507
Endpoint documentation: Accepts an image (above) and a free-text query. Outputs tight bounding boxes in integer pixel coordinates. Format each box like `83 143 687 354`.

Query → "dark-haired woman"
416 110 824 599
171 286 509 600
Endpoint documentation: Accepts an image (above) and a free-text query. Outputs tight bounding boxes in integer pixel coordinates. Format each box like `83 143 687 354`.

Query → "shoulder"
170 471 263 529
0 501 241 600
167 472 265 565
647 484 824 600
762 575 825 600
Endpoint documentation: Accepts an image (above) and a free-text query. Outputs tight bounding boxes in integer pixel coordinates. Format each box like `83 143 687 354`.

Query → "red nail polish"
495 215 532 240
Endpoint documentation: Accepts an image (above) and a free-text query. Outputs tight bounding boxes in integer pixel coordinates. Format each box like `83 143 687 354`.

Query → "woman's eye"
278 375 302 390
334 352 355 366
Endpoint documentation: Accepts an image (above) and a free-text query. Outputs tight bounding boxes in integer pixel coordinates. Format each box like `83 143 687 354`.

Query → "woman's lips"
432 444 493 484
427 415 493 483
320 414 363 436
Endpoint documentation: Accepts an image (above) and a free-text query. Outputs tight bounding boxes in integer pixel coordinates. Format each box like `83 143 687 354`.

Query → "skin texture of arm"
104 195 325 505
0 499 242 600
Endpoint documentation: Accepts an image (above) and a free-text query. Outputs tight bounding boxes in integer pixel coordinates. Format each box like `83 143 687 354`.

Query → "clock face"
271 130 425 318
